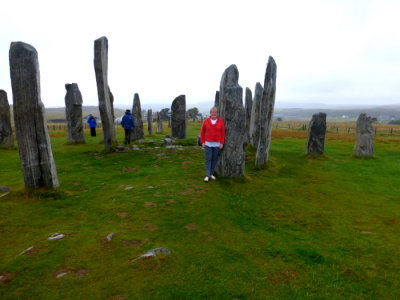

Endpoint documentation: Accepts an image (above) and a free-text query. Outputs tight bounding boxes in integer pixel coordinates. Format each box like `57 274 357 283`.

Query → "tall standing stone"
156 112 163 133
306 112 326 155
255 56 277 167
9 42 59 188
147 109 153 135
218 65 245 177
171 95 186 139
249 82 263 148
244 87 253 145
354 113 375 156
94 36 116 149
131 93 144 140
214 91 220 110
65 83 85 144
108 86 115 121
0 90 13 147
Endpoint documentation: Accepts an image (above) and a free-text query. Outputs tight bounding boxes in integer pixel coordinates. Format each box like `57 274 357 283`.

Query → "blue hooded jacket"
121 112 135 130
87 116 97 128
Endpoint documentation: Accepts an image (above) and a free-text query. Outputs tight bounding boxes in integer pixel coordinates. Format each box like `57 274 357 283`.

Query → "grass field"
1 122 399 299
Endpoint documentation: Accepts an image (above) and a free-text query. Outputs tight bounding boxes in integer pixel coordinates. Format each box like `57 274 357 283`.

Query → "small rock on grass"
19 246 34 255
48 233 65 240
131 248 171 262
0 186 10 192
107 232 114 241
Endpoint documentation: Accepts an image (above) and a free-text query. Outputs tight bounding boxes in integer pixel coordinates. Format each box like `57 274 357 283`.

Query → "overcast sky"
1 0 399 109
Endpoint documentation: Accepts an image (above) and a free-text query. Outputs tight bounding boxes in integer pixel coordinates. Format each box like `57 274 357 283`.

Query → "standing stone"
65 83 85 144
0 90 13 147
255 56 277 167
147 109 153 135
354 113 375 156
94 36 116 149
244 87 253 145
214 91 220 110
249 82 263 148
108 86 115 121
9 42 59 188
156 112 163 133
306 112 326 155
171 95 186 139
218 65 245 177
131 93 144 140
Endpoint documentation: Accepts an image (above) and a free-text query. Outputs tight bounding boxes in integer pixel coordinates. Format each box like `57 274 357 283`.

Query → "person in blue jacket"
121 109 135 144
87 114 97 137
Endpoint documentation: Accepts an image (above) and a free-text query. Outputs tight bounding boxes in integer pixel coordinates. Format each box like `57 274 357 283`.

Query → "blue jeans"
205 146 220 177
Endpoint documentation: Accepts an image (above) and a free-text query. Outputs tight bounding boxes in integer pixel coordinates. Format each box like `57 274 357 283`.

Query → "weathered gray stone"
147 109 153 135
164 136 172 146
214 91 220 110
306 112 326 155
131 247 171 262
244 87 253 145
0 90 13 147
171 95 186 139
65 83 85 144
249 82 263 148
94 36 116 149
108 86 115 121
156 112 163 133
9 42 59 188
354 113 375 156
255 57 277 167
217 65 245 177
131 93 144 140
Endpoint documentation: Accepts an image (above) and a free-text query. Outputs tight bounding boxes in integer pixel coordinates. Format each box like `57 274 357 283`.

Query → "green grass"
1 124 400 299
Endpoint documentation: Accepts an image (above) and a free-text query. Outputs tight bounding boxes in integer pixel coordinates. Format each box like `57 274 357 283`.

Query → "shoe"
211 175 216 180
204 177 209 182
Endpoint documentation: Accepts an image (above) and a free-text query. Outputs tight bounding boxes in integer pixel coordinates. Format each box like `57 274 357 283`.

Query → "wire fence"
273 122 400 136
9 122 400 136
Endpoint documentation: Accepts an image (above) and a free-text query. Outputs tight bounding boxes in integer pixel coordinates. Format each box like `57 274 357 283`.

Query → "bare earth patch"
144 202 157 207
121 239 148 247
0 272 13 284
143 224 158 231
267 269 297 285
74 269 89 277
185 223 199 231
120 168 139 173
117 212 129 218
108 294 129 300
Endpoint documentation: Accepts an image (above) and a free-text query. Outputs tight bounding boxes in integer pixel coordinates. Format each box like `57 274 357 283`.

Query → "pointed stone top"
9 42 38 61
95 36 108 42
134 93 140 101
10 41 37 53
220 64 239 88
255 82 262 90
65 83 78 90
173 95 186 102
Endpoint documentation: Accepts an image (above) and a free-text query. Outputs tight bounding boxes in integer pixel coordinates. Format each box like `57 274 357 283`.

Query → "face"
210 110 218 119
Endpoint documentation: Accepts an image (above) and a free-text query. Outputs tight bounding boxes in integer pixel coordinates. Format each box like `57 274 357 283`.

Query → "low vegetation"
0 122 399 299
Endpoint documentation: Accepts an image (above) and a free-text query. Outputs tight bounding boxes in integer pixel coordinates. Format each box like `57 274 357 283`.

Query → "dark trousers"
90 127 96 137
124 129 132 144
205 146 220 177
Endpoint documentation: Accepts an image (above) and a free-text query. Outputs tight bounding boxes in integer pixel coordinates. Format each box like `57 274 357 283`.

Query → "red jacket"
200 117 226 144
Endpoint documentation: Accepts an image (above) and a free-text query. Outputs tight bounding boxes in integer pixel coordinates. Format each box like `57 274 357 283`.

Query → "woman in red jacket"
200 107 226 182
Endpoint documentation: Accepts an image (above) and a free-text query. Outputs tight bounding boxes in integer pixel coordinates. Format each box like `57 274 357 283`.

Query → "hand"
202 143 205 148
219 144 224 149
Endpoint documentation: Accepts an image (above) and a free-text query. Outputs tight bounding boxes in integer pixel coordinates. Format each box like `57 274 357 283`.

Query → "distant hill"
274 105 400 122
